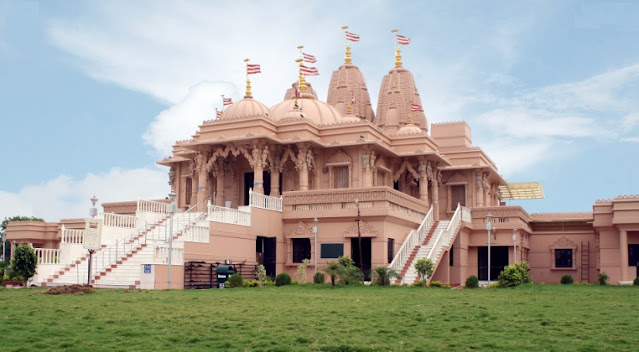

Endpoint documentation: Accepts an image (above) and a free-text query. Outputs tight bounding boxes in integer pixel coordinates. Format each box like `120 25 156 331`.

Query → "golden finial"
407 113 413 124
391 29 401 67
296 58 307 92
244 58 252 98
348 90 353 115
342 26 352 64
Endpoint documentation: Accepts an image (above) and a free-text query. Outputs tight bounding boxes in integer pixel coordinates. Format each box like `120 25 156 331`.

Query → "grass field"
1 284 638 351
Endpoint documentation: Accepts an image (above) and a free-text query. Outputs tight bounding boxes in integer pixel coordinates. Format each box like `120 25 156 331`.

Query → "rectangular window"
185 177 193 205
451 185 466 207
334 166 349 188
449 245 454 267
629 244 639 266
555 249 573 268
293 238 311 263
321 243 344 259
387 238 395 263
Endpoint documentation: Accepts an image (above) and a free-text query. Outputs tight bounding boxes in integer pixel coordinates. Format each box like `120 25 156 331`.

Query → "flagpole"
391 29 401 67
342 26 351 64
221 94 225 111
296 45 307 92
244 58 252 98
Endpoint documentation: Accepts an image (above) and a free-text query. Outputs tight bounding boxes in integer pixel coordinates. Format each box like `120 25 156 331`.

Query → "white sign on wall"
83 219 102 250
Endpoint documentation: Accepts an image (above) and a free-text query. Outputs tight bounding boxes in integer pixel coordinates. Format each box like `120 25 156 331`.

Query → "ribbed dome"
327 64 375 122
220 97 271 120
270 94 343 125
396 123 424 136
376 66 428 134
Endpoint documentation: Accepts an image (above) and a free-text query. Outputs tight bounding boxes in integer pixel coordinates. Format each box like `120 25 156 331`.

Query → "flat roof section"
499 182 544 200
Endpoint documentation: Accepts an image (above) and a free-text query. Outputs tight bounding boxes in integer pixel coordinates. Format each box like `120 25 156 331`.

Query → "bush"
323 262 340 286
465 275 479 288
497 261 532 288
226 273 243 288
313 272 325 284
275 273 291 286
295 258 309 284
634 277 639 286
371 266 400 286
336 256 363 285
514 262 532 284
598 272 609 285
560 275 574 285
429 280 443 287
244 280 259 288
11 244 37 285
414 258 434 282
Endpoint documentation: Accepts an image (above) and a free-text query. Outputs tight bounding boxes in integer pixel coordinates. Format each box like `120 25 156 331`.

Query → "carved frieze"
343 220 378 237
286 221 314 238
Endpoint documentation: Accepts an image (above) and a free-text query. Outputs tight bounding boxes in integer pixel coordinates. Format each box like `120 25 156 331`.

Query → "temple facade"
6 44 639 288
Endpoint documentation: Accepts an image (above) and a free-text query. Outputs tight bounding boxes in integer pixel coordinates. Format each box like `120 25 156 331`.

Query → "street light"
313 217 318 276
486 213 493 283
87 195 98 286
354 199 363 278
167 189 176 289
512 227 518 264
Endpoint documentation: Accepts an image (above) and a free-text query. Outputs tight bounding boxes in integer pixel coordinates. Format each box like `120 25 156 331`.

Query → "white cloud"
480 139 556 176
0 167 167 222
479 109 601 139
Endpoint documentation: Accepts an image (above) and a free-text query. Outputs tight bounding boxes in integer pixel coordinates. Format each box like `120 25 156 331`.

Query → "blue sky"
1 0 637 221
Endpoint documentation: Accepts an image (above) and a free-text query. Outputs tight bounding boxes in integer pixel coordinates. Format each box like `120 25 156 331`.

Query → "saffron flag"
247 64 261 74
295 87 301 98
410 103 422 112
300 65 319 76
351 95 356 105
345 31 360 42
216 109 222 118
302 53 317 63
396 34 411 45
223 97 233 106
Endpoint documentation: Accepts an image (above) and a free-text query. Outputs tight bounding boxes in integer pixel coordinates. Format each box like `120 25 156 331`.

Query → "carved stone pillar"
432 167 441 220
297 145 310 191
215 161 225 206
475 171 484 207
197 168 208 211
253 163 264 194
483 173 490 206
620 229 629 282
418 159 428 204
271 168 281 197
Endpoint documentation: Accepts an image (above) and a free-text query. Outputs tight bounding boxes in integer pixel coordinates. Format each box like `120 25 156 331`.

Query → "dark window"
450 245 454 267
629 244 639 266
185 177 192 205
393 181 399 191
555 249 573 268
334 166 349 188
451 185 465 207
292 238 311 263
387 238 395 263
321 243 344 259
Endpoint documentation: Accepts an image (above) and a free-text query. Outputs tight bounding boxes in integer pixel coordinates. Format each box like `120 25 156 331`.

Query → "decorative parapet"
530 212 593 221
471 206 532 226
282 186 429 218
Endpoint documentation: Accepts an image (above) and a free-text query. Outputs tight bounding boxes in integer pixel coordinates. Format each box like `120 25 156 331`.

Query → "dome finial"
392 30 411 67
342 26 360 64
244 59 262 98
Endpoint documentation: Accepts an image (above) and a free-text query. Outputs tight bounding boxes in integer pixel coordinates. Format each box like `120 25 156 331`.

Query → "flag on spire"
295 86 301 98
223 97 233 106
300 64 319 76
410 103 422 112
345 31 360 42
216 108 222 118
247 64 261 74
351 95 356 105
396 34 411 45
302 53 317 63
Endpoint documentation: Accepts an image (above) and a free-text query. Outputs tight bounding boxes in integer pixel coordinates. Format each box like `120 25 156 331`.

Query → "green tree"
11 244 37 286
1 216 45 260
323 262 341 286
415 258 434 286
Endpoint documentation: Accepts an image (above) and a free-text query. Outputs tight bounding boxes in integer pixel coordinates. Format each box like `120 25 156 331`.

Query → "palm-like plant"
323 262 341 286
372 266 400 286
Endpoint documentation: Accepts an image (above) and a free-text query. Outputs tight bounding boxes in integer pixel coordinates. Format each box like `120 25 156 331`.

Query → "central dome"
271 85 344 125
220 97 271 120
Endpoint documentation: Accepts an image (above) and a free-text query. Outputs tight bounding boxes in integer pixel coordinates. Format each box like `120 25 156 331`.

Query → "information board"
83 219 102 250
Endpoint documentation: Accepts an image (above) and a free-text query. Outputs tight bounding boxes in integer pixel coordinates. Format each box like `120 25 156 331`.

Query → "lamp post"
486 213 493 283
1 232 6 262
87 195 98 286
512 227 518 264
354 199 363 278
313 217 318 276
167 189 176 289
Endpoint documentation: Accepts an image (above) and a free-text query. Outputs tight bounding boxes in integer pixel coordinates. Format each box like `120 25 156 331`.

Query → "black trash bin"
216 265 235 288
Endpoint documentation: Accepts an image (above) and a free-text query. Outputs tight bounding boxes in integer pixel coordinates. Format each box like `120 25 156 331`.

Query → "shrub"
372 266 400 286
336 256 363 285
11 244 37 285
414 259 434 283
256 265 268 287
323 262 340 286
560 275 574 285
514 261 532 284
598 272 609 285
498 265 523 288
634 277 639 286
296 258 310 283
429 280 443 287
313 272 325 284
226 273 243 288
465 275 479 288
275 273 291 286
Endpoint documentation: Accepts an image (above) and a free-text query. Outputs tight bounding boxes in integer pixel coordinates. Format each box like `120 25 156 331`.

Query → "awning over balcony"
499 182 544 200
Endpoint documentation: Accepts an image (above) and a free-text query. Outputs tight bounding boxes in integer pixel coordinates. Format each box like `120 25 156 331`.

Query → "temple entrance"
243 171 272 205
478 246 509 281
256 236 277 280
351 237 372 280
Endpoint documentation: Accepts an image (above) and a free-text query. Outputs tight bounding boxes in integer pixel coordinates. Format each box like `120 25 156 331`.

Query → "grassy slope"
1 284 637 351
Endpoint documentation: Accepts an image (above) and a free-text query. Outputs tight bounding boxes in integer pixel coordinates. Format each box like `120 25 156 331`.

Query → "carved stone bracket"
343 220 378 238
286 221 314 238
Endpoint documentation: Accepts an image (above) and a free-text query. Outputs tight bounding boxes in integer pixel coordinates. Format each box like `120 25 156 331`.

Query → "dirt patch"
42 285 96 295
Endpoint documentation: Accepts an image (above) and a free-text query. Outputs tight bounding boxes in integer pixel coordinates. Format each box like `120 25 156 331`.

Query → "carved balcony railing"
282 187 429 219
249 188 283 212
471 206 532 231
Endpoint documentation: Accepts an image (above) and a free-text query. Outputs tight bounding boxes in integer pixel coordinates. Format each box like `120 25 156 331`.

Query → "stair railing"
425 204 464 262
91 194 212 280
389 205 433 273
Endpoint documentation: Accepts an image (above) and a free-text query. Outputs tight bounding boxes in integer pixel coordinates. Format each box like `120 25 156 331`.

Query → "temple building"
5 34 639 289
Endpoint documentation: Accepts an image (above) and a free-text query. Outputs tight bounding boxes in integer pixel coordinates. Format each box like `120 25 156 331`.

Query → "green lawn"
1 284 638 351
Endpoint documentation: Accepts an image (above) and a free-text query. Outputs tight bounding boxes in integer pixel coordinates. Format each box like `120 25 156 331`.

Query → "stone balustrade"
207 205 251 226
61 226 84 244
101 213 138 228
154 246 184 265
249 189 283 212
34 248 61 264
471 206 532 231
137 199 170 214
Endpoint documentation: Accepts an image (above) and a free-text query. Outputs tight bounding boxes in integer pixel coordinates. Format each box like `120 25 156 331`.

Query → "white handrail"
389 205 434 272
425 204 464 262
100 213 137 228
208 205 251 226
61 226 84 244
154 246 184 265
248 188 283 212
34 248 61 264
137 199 170 214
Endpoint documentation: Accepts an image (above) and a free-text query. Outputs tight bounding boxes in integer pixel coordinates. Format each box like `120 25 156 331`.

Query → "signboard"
83 219 102 250
144 264 152 274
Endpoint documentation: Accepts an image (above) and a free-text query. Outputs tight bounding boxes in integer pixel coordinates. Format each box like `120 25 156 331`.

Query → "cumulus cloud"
0 167 167 222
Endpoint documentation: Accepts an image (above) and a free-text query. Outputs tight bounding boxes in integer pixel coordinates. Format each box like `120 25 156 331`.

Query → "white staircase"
401 221 450 284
